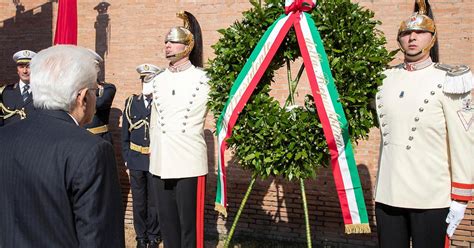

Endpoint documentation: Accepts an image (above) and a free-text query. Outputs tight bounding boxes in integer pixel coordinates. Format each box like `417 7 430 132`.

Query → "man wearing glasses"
0 45 125 247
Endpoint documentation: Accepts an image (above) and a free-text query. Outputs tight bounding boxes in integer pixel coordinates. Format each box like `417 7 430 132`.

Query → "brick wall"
1 0 472 246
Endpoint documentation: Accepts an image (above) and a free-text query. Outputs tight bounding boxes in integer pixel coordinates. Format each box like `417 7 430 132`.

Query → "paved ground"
125 226 308 248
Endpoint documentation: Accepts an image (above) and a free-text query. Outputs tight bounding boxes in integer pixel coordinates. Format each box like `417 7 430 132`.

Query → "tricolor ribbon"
215 0 371 234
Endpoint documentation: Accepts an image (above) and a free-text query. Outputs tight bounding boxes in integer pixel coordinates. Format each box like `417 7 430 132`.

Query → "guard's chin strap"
405 50 423 57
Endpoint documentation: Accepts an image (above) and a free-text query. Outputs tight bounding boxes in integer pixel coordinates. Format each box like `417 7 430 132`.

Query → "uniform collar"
403 57 433 71
168 60 193 73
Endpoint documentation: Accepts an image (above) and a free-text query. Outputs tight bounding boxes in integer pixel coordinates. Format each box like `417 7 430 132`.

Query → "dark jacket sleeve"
72 141 124 247
121 97 131 165
96 83 116 111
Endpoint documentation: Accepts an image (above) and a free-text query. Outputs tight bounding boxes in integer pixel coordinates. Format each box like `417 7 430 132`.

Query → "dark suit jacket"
122 94 151 171
0 109 125 247
84 82 116 143
0 82 35 126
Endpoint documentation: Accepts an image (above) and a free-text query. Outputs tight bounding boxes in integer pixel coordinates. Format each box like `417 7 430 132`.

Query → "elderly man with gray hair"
0 45 125 247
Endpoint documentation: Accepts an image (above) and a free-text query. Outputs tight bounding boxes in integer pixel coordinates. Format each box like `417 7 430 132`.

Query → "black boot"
136 239 147 248
148 237 162 248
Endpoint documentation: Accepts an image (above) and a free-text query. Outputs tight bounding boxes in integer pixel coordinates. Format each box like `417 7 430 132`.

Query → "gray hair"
30 45 102 111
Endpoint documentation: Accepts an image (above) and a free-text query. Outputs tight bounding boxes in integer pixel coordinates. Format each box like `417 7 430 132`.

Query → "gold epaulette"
435 63 473 94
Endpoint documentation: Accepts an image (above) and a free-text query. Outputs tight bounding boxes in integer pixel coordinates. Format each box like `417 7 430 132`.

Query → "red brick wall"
1 0 472 246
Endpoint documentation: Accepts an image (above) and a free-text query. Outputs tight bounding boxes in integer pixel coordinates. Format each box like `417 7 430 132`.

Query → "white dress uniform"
149 65 209 179
375 59 474 209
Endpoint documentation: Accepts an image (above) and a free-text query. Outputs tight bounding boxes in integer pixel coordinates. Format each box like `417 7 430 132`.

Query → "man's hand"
446 201 468 238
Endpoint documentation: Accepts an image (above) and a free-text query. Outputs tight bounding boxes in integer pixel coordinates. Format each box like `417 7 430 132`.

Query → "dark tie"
146 98 152 110
22 84 31 102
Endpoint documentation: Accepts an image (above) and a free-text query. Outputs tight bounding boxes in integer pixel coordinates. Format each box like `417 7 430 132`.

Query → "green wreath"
207 0 395 181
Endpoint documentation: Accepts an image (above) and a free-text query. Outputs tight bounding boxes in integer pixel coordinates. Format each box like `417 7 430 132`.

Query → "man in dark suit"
122 63 162 248
0 45 125 247
0 50 36 126
84 80 116 143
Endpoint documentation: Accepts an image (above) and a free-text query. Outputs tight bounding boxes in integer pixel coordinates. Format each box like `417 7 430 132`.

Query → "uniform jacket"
84 82 116 143
122 94 152 171
149 65 210 179
0 82 35 126
0 109 125 247
375 62 474 209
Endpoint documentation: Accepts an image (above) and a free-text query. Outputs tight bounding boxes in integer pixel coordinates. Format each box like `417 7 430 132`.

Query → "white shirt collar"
67 113 80 126
19 80 30 94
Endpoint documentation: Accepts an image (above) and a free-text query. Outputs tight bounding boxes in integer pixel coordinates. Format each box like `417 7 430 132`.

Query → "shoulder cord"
0 85 26 120
125 95 149 138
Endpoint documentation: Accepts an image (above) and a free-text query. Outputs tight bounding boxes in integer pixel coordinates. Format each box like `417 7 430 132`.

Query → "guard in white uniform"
374 1 473 247
148 11 208 248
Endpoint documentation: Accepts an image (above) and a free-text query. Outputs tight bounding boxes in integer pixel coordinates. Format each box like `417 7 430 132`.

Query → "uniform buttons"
437 84 442 88
133 115 136 118
383 141 388 146
406 145 411 150
424 99 429 104
419 107 424 112
185 116 188 119
376 95 381 100
411 127 416 131
378 104 383 109
161 117 164 120
430 91 435 95
162 131 166 134
408 136 413 141
159 109 163 113
187 108 191 112
192 94 196 97
379 114 384 118
157 103 160 106
189 101 193 104
382 123 387 127
196 87 200 91
183 122 186 126
145 117 148 120
161 123 165 126
383 133 388 137
182 129 186 133
414 117 419 122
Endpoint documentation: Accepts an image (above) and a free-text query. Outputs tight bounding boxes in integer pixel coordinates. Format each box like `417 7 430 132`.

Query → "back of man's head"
30 45 101 112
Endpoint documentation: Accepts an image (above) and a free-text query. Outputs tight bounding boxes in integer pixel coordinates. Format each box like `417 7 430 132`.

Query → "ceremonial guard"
148 11 209 248
374 1 473 247
122 63 162 248
84 80 116 143
0 50 36 126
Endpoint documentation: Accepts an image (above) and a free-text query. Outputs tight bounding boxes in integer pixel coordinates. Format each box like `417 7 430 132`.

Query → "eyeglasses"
95 87 104 97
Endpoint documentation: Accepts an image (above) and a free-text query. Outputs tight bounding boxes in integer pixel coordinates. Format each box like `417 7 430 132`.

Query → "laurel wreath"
207 0 395 180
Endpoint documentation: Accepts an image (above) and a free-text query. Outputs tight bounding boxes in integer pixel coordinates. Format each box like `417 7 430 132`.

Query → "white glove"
446 201 467 238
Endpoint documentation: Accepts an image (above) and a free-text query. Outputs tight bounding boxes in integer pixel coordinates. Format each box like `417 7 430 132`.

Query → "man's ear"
76 88 89 110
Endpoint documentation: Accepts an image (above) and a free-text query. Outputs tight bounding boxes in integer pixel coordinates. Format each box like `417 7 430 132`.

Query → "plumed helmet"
164 11 203 67
397 0 437 56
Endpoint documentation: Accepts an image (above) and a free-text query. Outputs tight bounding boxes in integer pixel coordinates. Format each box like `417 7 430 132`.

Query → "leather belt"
130 142 150 154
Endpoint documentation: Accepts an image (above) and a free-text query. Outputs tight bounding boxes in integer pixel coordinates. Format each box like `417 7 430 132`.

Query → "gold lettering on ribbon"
223 39 272 125
304 37 345 149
